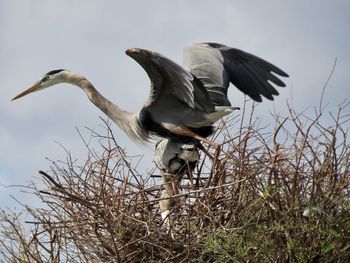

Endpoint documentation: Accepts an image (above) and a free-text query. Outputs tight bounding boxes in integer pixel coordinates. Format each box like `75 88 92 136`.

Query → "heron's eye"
42 75 49 82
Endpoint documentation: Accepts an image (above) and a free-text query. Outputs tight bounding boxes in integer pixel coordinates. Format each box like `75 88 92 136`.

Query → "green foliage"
115 226 127 241
201 230 236 262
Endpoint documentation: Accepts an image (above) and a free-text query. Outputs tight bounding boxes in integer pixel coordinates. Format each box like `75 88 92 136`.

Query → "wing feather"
183 42 289 104
126 48 195 108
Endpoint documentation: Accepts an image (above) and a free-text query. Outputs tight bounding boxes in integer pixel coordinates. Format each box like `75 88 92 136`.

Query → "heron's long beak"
12 81 42 101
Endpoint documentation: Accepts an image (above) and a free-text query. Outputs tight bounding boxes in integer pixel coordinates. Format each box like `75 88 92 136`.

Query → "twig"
319 57 337 112
143 178 248 204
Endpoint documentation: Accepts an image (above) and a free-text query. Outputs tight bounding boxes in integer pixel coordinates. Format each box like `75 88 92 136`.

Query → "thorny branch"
1 101 350 262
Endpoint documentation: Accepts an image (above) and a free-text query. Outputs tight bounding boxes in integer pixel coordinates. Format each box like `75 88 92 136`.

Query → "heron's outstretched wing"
183 42 289 105
126 48 213 112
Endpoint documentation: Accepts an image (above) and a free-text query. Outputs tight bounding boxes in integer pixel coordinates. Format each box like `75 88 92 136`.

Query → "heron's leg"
159 190 174 237
197 142 215 160
168 126 218 148
185 162 195 189
171 179 181 195
159 171 178 238
195 140 223 180
195 141 226 188
161 172 176 197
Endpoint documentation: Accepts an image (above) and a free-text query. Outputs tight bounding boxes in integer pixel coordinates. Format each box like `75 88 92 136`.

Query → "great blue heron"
12 42 288 148
155 139 199 195
155 139 199 228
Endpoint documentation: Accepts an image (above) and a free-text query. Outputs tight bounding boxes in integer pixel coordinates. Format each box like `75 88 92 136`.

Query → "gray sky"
1 0 349 208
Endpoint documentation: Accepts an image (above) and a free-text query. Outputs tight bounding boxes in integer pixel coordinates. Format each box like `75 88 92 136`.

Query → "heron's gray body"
13 42 288 145
126 47 238 142
128 42 288 143
139 106 215 142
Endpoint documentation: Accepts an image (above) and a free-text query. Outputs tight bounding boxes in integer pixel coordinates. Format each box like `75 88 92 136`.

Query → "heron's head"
12 69 70 100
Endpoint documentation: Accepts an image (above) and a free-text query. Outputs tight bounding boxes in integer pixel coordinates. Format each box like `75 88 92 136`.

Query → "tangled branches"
1 101 350 262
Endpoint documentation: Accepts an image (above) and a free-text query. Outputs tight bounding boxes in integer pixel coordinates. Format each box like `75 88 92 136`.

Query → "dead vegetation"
1 100 350 262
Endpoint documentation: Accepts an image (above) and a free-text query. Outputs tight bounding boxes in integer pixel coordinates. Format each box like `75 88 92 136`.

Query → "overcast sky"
1 0 349 208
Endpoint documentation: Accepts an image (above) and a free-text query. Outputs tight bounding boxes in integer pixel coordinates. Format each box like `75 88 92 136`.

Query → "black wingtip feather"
273 69 289 78
250 94 262 102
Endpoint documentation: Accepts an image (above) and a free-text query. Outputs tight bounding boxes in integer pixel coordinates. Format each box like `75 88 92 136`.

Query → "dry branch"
1 101 350 262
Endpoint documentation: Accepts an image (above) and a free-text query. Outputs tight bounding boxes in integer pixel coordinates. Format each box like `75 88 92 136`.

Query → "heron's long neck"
76 78 148 144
